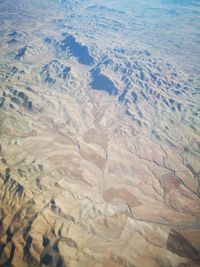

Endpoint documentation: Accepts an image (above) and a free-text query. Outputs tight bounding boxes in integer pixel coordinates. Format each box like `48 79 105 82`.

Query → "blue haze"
60 0 200 76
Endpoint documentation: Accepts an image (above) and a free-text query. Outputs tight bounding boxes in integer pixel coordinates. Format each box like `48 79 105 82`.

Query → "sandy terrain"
0 0 200 266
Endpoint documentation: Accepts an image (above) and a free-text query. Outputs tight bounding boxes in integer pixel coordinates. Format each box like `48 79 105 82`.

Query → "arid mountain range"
0 0 200 266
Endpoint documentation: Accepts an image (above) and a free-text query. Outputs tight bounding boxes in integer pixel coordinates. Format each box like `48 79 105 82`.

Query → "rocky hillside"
0 0 200 267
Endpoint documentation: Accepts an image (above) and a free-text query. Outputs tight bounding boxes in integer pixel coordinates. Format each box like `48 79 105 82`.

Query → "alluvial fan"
0 0 200 267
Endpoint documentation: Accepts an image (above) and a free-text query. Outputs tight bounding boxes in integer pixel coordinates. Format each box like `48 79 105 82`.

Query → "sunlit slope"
0 0 200 267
